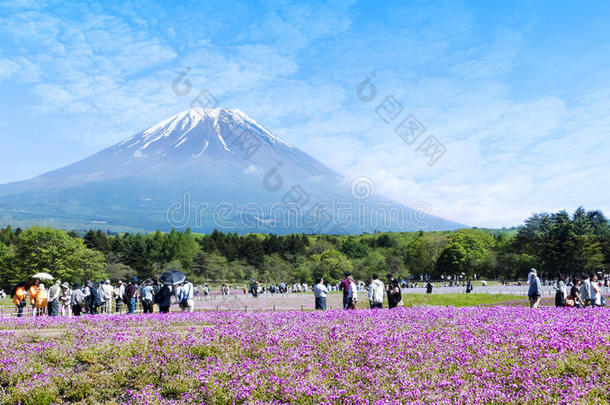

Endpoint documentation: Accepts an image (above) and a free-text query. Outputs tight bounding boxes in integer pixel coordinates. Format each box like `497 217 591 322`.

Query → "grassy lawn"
398 293 526 307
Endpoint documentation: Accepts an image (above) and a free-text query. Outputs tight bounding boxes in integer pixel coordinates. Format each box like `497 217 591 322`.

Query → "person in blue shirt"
141 281 154 313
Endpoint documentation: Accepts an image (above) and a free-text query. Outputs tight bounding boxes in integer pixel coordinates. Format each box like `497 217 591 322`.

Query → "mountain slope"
0 108 465 234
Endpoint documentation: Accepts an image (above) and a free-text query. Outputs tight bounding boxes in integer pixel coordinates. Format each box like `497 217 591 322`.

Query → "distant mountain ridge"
0 108 465 234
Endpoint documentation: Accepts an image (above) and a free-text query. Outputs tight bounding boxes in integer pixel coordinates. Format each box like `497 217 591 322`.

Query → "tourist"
347 275 358 310
156 284 173 314
96 281 106 313
29 278 39 315
555 275 567 307
138 281 145 312
141 280 154 313
59 282 72 316
151 278 161 311
71 283 86 316
313 277 328 310
47 280 61 317
339 272 351 310
113 281 125 313
86 281 101 315
528 269 542 308
203 283 210 297
590 274 601 307
103 280 113 314
466 279 473 294
580 274 591 307
569 278 585 308
177 279 195 313
367 274 385 309
83 281 91 314
425 280 433 294
527 268 537 284
249 281 259 297
35 283 48 316
386 273 402 309
11 282 27 318
125 277 139 314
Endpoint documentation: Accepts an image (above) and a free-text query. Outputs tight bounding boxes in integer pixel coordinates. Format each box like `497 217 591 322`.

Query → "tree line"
0 207 608 290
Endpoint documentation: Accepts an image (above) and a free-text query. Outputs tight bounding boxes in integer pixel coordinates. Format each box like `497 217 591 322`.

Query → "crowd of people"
10 277 196 317
312 272 403 311
8 269 608 317
527 268 608 309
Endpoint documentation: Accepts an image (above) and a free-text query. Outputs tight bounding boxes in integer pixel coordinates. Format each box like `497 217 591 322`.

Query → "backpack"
75 291 85 307
370 281 384 304
123 285 133 305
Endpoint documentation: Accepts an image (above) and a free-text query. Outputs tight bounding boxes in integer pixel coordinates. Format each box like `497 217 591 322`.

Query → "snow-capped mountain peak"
0 108 464 234
115 108 293 160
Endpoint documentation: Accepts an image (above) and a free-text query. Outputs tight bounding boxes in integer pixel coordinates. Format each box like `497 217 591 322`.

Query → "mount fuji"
0 108 464 234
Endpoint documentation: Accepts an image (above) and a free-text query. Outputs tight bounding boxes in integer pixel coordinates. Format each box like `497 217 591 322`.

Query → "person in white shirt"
47 281 62 317
113 281 125 313
59 282 72 316
177 280 195 312
527 268 537 284
103 280 114 314
367 274 385 309
347 276 358 310
590 273 601 307
313 278 328 310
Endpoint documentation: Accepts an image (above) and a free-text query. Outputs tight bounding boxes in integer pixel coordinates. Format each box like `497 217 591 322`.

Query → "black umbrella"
160 270 187 286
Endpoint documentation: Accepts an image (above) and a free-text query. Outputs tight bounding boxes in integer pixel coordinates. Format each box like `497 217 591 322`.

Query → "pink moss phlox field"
1 307 610 404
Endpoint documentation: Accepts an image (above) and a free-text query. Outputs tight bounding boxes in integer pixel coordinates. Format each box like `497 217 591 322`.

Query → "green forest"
0 208 608 289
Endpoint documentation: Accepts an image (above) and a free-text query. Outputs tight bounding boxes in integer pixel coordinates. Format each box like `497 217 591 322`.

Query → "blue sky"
1 0 610 227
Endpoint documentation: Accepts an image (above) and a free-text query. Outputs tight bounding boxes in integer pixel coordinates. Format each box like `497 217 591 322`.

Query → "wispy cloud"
0 0 609 227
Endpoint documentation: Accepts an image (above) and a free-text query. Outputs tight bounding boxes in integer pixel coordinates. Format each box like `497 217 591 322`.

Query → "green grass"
398 293 526 307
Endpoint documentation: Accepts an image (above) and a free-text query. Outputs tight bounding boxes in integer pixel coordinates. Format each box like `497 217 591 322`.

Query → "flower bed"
1 307 609 404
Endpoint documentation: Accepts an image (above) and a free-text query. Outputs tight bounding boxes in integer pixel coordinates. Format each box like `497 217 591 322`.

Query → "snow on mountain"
0 108 464 234
116 108 294 157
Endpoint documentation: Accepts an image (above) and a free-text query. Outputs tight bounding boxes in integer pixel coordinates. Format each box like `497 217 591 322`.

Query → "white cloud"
1 0 609 228
0 58 19 81
243 164 261 175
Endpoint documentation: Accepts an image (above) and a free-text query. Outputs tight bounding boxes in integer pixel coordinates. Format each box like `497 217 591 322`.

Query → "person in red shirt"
339 272 351 310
